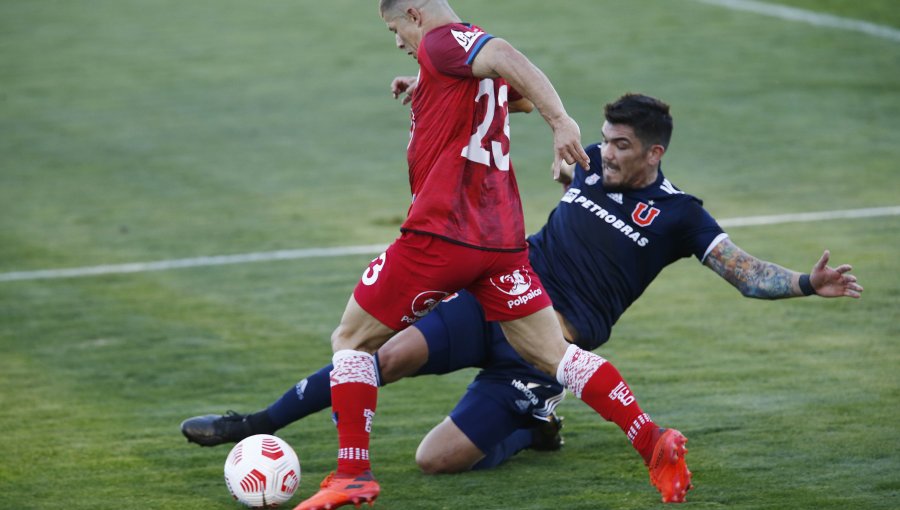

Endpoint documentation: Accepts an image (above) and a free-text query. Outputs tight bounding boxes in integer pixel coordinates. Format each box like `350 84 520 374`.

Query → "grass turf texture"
1 0 898 508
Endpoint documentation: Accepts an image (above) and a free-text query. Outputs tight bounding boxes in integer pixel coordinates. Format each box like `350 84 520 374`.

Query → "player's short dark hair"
380 0 401 15
604 93 673 150
380 0 418 16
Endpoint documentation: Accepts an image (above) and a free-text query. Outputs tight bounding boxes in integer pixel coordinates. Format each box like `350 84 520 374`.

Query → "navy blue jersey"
528 143 726 350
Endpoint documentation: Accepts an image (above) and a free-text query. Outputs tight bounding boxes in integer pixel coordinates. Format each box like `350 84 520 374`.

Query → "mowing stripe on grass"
1 206 899 282
694 0 900 43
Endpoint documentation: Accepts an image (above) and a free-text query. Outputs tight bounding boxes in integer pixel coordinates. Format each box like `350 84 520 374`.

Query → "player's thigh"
332 294 396 353
466 250 567 376
498 307 570 376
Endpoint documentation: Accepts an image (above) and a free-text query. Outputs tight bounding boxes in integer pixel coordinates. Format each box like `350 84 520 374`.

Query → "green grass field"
1 1 898 508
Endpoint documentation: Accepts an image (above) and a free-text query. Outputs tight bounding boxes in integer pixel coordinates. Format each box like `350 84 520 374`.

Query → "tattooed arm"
703 238 863 299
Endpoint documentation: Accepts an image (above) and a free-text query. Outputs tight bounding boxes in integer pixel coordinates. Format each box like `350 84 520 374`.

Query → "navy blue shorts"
412 290 565 453
412 291 493 374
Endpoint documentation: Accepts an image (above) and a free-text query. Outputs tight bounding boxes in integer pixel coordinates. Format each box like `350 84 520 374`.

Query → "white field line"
717 205 900 227
693 0 900 43
0 244 388 283
1 206 899 283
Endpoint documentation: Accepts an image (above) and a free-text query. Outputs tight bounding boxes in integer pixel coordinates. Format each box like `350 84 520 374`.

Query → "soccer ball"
224 434 301 508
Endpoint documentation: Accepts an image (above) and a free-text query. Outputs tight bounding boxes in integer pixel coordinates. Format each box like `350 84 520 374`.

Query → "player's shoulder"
423 22 493 62
640 172 703 205
429 21 490 39
585 142 603 160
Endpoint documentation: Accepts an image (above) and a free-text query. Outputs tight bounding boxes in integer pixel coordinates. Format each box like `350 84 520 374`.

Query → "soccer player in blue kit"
182 93 862 501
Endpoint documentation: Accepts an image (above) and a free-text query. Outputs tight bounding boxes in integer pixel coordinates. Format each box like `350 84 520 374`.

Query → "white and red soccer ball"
224 434 301 508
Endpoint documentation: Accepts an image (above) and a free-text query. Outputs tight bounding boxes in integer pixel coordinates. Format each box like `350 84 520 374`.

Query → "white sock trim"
557 344 606 399
556 344 581 386
333 349 373 364
330 350 377 387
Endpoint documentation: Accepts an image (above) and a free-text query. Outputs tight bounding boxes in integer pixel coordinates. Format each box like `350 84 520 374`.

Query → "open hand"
810 250 863 298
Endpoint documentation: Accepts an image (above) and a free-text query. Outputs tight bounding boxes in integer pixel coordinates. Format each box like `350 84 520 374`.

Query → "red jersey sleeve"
421 24 494 78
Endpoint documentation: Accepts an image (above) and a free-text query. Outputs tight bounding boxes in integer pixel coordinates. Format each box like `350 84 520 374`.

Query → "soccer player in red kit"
295 2 691 508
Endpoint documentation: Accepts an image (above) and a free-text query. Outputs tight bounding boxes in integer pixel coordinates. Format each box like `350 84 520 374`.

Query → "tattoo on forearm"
709 241 795 299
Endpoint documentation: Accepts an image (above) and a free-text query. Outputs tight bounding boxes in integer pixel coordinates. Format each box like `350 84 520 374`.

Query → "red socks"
557 344 659 464
331 345 661 473
330 350 378 474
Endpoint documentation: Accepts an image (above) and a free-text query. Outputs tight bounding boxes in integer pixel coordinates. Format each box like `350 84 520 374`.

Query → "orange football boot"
293 471 380 510
647 428 693 503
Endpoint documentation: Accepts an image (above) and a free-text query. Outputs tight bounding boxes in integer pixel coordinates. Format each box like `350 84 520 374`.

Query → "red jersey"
402 23 526 251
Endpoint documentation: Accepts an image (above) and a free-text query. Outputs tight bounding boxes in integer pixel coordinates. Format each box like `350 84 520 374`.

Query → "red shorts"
353 231 552 331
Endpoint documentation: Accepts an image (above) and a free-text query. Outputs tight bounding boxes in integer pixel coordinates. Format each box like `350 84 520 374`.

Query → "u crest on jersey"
631 202 661 227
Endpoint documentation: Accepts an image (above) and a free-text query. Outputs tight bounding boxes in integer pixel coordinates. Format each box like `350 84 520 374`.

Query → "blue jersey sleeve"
678 199 727 263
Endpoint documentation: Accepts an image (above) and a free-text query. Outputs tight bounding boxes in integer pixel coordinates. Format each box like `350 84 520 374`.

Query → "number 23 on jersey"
460 79 511 172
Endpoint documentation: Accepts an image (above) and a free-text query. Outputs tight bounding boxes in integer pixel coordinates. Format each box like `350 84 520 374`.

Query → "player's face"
599 122 658 190
384 11 422 60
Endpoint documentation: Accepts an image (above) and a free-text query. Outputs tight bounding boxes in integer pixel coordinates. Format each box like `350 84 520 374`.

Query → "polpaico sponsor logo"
490 268 532 296
506 287 543 309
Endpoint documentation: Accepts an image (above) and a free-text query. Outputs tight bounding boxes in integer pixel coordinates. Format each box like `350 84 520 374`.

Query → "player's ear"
647 144 665 166
407 7 422 26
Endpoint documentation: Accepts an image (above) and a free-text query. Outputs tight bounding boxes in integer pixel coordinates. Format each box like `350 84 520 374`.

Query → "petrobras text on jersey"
561 188 650 247
507 287 543 309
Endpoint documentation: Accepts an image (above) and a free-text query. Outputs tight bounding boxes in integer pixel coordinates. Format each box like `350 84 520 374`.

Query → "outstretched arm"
703 238 863 299
469 38 590 179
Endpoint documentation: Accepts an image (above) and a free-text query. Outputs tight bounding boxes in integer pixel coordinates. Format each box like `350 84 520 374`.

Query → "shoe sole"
294 484 379 510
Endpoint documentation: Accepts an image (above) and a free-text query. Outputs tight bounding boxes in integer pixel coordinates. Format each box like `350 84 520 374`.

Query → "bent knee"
330 325 353 351
416 416 483 474
330 323 392 353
